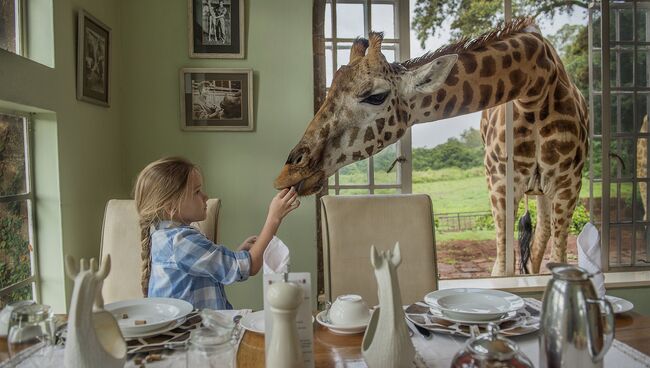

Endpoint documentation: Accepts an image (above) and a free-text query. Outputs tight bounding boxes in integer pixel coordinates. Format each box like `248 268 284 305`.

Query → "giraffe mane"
401 17 537 70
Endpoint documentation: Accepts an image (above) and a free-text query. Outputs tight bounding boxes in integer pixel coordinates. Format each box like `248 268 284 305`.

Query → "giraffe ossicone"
276 18 588 276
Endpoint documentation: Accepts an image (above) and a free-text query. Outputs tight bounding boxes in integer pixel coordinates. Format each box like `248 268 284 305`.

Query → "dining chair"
320 194 438 306
99 198 221 303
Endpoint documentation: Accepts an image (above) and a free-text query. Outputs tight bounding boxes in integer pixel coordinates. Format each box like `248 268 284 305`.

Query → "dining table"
235 310 650 368
0 307 648 367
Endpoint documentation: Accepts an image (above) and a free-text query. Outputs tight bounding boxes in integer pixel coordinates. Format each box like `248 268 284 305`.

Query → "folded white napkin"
577 222 606 298
263 236 290 274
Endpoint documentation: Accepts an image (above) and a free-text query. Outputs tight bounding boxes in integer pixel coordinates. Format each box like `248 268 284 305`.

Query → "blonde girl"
134 157 299 309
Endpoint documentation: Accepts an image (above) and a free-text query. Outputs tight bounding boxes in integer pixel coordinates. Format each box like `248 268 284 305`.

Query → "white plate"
122 317 186 339
105 298 193 335
315 311 367 335
239 311 316 335
428 306 519 325
424 288 524 322
605 295 634 314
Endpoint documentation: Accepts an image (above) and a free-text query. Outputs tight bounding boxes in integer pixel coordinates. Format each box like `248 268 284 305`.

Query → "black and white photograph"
188 0 244 58
76 9 111 106
180 68 253 131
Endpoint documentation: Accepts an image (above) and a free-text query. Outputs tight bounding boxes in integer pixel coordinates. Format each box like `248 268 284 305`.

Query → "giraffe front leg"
491 210 507 276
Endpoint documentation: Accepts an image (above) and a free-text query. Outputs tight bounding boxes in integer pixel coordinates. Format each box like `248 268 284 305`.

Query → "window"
0 111 39 308
589 0 650 272
324 0 412 195
0 0 24 55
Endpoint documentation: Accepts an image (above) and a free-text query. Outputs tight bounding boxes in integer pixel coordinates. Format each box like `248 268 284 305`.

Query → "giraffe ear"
403 54 458 94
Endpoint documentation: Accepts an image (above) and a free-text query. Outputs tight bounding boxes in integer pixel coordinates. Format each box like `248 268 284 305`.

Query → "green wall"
119 0 317 310
0 0 126 311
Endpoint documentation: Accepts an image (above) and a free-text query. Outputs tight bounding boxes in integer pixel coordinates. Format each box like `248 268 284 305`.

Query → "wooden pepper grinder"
266 273 305 368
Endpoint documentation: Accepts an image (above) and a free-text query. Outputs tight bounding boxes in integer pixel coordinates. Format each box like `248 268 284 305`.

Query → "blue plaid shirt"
147 221 251 310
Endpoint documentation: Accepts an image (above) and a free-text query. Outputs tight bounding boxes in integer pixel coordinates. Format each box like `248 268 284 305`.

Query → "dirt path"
436 235 578 279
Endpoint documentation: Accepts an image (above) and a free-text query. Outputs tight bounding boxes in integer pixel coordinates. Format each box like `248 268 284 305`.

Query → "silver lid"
550 264 590 281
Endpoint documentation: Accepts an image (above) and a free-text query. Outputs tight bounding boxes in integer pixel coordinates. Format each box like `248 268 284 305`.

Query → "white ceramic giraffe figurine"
361 243 415 368
64 254 126 368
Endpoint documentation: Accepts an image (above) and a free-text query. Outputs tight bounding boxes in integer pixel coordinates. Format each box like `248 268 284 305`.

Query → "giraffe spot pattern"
319 124 330 140
459 81 474 113
524 112 535 124
541 140 574 164
527 77 546 97
495 79 505 102
436 89 447 103
559 157 573 171
508 39 521 48
540 96 550 121
331 133 342 149
512 51 521 62
508 69 527 100
366 146 374 156
536 48 551 71
522 35 538 60
376 118 385 134
445 65 460 86
384 131 392 141
514 141 535 157
396 128 405 138
388 115 395 126
352 151 363 160
554 84 568 100
459 53 477 73
444 95 457 117
421 95 432 108
479 84 492 109
336 154 346 164
514 126 531 138
553 100 576 116
502 54 512 69
349 127 360 147
480 56 497 77
364 127 375 143
539 120 578 138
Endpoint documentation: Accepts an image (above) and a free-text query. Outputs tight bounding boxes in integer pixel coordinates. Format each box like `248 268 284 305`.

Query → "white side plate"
240 310 316 335
105 297 193 335
315 311 367 335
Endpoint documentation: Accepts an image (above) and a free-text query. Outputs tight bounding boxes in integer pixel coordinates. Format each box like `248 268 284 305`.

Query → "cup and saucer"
316 294 371 335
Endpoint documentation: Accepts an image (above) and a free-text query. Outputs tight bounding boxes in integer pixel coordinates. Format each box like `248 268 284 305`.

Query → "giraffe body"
275 18 588 275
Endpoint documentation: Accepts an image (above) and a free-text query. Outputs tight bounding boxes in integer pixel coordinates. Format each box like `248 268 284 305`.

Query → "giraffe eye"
361 91 389 106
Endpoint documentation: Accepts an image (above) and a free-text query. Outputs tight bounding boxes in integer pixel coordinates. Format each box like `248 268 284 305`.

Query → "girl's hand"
237 236 257 251
268 187 300 223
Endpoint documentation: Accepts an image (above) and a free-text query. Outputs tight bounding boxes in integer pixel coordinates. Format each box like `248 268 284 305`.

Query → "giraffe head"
274 32 458 195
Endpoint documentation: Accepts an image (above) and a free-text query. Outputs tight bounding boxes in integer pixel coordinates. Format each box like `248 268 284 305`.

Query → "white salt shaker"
265 274 304 368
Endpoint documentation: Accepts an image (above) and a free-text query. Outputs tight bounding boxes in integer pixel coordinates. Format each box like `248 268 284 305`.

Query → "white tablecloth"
8 303 650 368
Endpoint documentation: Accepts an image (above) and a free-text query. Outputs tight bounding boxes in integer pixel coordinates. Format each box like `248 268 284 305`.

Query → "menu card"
263 272 314 368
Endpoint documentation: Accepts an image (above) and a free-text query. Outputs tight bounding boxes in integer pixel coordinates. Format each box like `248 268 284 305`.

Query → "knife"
406 318 432 339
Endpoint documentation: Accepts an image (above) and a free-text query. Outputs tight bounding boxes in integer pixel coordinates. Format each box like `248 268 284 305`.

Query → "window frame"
324 0 412 195
0 109 41 305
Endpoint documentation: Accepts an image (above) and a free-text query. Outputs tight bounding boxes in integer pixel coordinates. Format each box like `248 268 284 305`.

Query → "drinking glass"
186 327 234 368
7 304 55 359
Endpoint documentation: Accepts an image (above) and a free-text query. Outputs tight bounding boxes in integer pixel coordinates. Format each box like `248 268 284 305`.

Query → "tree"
412 0 588 47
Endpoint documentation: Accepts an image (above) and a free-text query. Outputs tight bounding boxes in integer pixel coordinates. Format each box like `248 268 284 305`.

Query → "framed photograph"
76 9 111 106
180 68 254 131
188 0 245 58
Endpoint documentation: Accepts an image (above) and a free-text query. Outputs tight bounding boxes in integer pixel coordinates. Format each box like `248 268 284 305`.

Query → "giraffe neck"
409 31 557 125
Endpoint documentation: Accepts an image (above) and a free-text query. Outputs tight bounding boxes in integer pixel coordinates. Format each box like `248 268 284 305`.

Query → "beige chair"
99 198 221 303
320 194 437 306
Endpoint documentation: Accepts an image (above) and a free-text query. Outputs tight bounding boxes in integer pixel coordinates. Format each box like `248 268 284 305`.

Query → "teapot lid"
549 264 590 281
466 324 520 360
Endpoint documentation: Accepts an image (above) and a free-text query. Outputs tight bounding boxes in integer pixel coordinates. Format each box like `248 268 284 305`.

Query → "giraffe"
274 18 588 276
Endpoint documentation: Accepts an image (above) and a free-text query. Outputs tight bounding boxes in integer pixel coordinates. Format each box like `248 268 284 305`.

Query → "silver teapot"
539 264 614 367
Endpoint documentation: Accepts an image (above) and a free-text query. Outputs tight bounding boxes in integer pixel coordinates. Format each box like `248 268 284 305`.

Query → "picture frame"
76 9 111 106
180 68 254 131
187 0 245 58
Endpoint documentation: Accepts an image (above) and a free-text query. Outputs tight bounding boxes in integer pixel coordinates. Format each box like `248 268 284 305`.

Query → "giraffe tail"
518 197 533 274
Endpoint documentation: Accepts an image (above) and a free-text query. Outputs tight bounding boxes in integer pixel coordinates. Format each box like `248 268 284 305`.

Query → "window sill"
438 271 650 293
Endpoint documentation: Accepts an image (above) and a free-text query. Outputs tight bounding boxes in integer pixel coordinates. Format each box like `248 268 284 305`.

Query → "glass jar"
186 327 235 368
451 324 533 368
7 304 55 358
